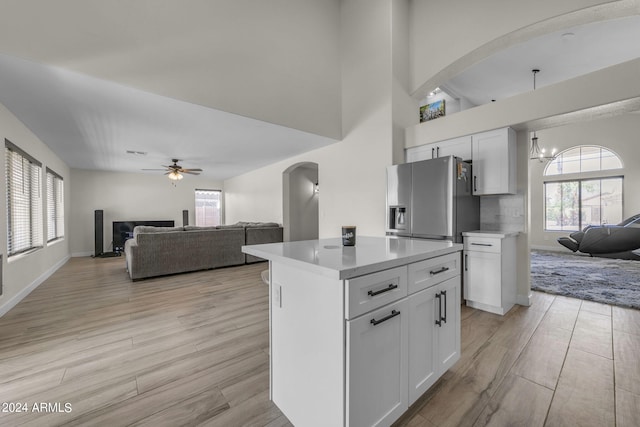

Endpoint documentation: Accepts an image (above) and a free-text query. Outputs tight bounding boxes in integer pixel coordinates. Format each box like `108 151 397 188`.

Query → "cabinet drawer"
408 252 460 294
346 266 408 319
464 236 501 253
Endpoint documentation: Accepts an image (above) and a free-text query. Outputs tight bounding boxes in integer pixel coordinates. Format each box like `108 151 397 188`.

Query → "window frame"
194 189 223 227
46 167 65 243
543 145 624 233
544 175 624 232
5 139 44 257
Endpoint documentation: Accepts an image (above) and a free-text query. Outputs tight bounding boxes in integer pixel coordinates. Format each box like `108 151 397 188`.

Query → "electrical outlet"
273 284 282 308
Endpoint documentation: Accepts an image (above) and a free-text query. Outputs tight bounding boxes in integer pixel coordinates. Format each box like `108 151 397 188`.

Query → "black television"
112 220 175 252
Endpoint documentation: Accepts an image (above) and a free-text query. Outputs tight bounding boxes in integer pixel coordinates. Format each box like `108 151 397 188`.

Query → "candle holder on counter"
342 226 356 246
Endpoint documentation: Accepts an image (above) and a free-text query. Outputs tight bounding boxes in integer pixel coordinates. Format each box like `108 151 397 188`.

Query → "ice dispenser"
389 206 407 230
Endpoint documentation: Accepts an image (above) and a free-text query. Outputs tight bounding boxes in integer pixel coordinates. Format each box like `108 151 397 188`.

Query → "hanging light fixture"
529 69 557 162
167 170 184 181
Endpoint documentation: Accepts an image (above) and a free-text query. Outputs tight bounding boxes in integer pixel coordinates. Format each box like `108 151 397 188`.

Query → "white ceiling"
0 4 639 181
0 54 337 180
0 1 341 181
442 15 640 107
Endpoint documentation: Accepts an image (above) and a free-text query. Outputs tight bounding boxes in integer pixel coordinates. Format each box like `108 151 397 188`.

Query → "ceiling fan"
143 159 203 181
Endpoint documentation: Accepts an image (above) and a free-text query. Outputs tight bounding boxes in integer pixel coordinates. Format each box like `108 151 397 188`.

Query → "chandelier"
529 69 557 162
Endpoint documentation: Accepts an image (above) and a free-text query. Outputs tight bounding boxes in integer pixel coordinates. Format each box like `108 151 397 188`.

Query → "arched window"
543 146 623 232
544 146 622 176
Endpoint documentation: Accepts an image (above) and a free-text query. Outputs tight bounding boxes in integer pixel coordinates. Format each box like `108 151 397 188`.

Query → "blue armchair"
557 214 640 260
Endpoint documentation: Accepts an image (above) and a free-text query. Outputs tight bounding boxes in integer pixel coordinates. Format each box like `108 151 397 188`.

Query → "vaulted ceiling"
0 1 342 180
0 1 638 180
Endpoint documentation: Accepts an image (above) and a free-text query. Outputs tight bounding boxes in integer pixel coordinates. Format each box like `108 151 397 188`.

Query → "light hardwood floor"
0 257 638 426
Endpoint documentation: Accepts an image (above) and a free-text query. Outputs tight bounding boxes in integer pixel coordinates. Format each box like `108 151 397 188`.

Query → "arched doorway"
282 162 319 242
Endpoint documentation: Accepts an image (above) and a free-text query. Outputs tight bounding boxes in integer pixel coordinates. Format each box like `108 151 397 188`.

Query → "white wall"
0 102 70 316
287 164 319 242
225 0 395 239
69 169 223 256
529 114 640 251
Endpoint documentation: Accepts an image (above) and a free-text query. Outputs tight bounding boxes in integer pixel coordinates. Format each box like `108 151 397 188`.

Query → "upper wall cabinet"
406 135 471 162
471 127 516 195
405 127 517 196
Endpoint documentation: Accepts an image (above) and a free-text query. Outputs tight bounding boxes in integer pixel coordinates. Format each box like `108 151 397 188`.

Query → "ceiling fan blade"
142 168 167 171
183 171 201 175
181 168 203 172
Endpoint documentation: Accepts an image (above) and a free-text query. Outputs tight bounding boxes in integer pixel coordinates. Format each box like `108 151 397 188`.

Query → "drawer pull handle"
371 309 400 326
430 266 450 276
471 243 493 247
367 284 398 297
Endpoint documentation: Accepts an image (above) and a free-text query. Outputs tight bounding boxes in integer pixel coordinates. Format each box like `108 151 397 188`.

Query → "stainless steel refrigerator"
386 156 479 243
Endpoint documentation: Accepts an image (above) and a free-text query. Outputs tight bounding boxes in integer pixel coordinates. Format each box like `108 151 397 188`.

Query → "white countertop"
242 236 462 280
462 230 520 238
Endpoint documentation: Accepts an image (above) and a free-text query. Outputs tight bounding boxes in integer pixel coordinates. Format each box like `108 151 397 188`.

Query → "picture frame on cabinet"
420 99 445 122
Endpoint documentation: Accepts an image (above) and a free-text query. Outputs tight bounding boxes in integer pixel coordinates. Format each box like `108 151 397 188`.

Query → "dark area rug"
531 250 640 310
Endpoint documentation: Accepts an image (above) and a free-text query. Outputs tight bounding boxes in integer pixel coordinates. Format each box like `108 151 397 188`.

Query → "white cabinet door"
436 277 461 374
464 250 501 307
408 276 461 405
347 298 408 427
406 142 437 162
408 288 438 405
406 135 472 163
436 135 472 161
471 127 516 195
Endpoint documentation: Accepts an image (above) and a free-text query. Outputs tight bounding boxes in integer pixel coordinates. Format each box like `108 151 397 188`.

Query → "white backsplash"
480 193 525 233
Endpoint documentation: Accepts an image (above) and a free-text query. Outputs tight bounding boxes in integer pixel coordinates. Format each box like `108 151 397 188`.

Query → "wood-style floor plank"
545 347 615 427
0 256 638 426
473 374 553 427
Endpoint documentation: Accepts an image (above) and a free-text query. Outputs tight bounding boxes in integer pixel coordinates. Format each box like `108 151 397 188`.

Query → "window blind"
5 140 43 256
46 168 64 242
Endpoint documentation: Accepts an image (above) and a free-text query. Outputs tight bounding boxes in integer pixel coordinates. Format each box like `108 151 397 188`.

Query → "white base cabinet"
269 250 461 426
347 298 408 427
408 276 460 404
463 231 517 315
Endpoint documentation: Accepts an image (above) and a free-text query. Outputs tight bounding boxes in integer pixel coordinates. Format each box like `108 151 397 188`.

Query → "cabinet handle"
430 266 450 276
367 283 398 297
436 146 440 157
473 176 477 192
441 290 447 324
465 254 468 271
370 309 400 326
431 147 435 159
435 293 442 327
471 243 493 247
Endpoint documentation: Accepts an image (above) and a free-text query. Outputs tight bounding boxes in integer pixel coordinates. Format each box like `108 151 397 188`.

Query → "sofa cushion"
232 221 280 228
184 225 218 231
133 226 184 239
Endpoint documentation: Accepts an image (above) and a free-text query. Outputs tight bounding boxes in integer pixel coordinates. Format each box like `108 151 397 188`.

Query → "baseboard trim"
517 293 532 307
72 251 94 257
0 254 70 318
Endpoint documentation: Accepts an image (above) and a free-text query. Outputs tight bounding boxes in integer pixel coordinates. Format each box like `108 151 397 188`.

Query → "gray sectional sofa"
124 222 283 280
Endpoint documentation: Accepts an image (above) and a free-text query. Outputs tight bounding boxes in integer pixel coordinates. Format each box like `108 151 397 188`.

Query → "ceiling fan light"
168 171 183 181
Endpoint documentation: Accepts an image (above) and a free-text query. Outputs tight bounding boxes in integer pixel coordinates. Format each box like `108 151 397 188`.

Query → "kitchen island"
242 236 463 427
